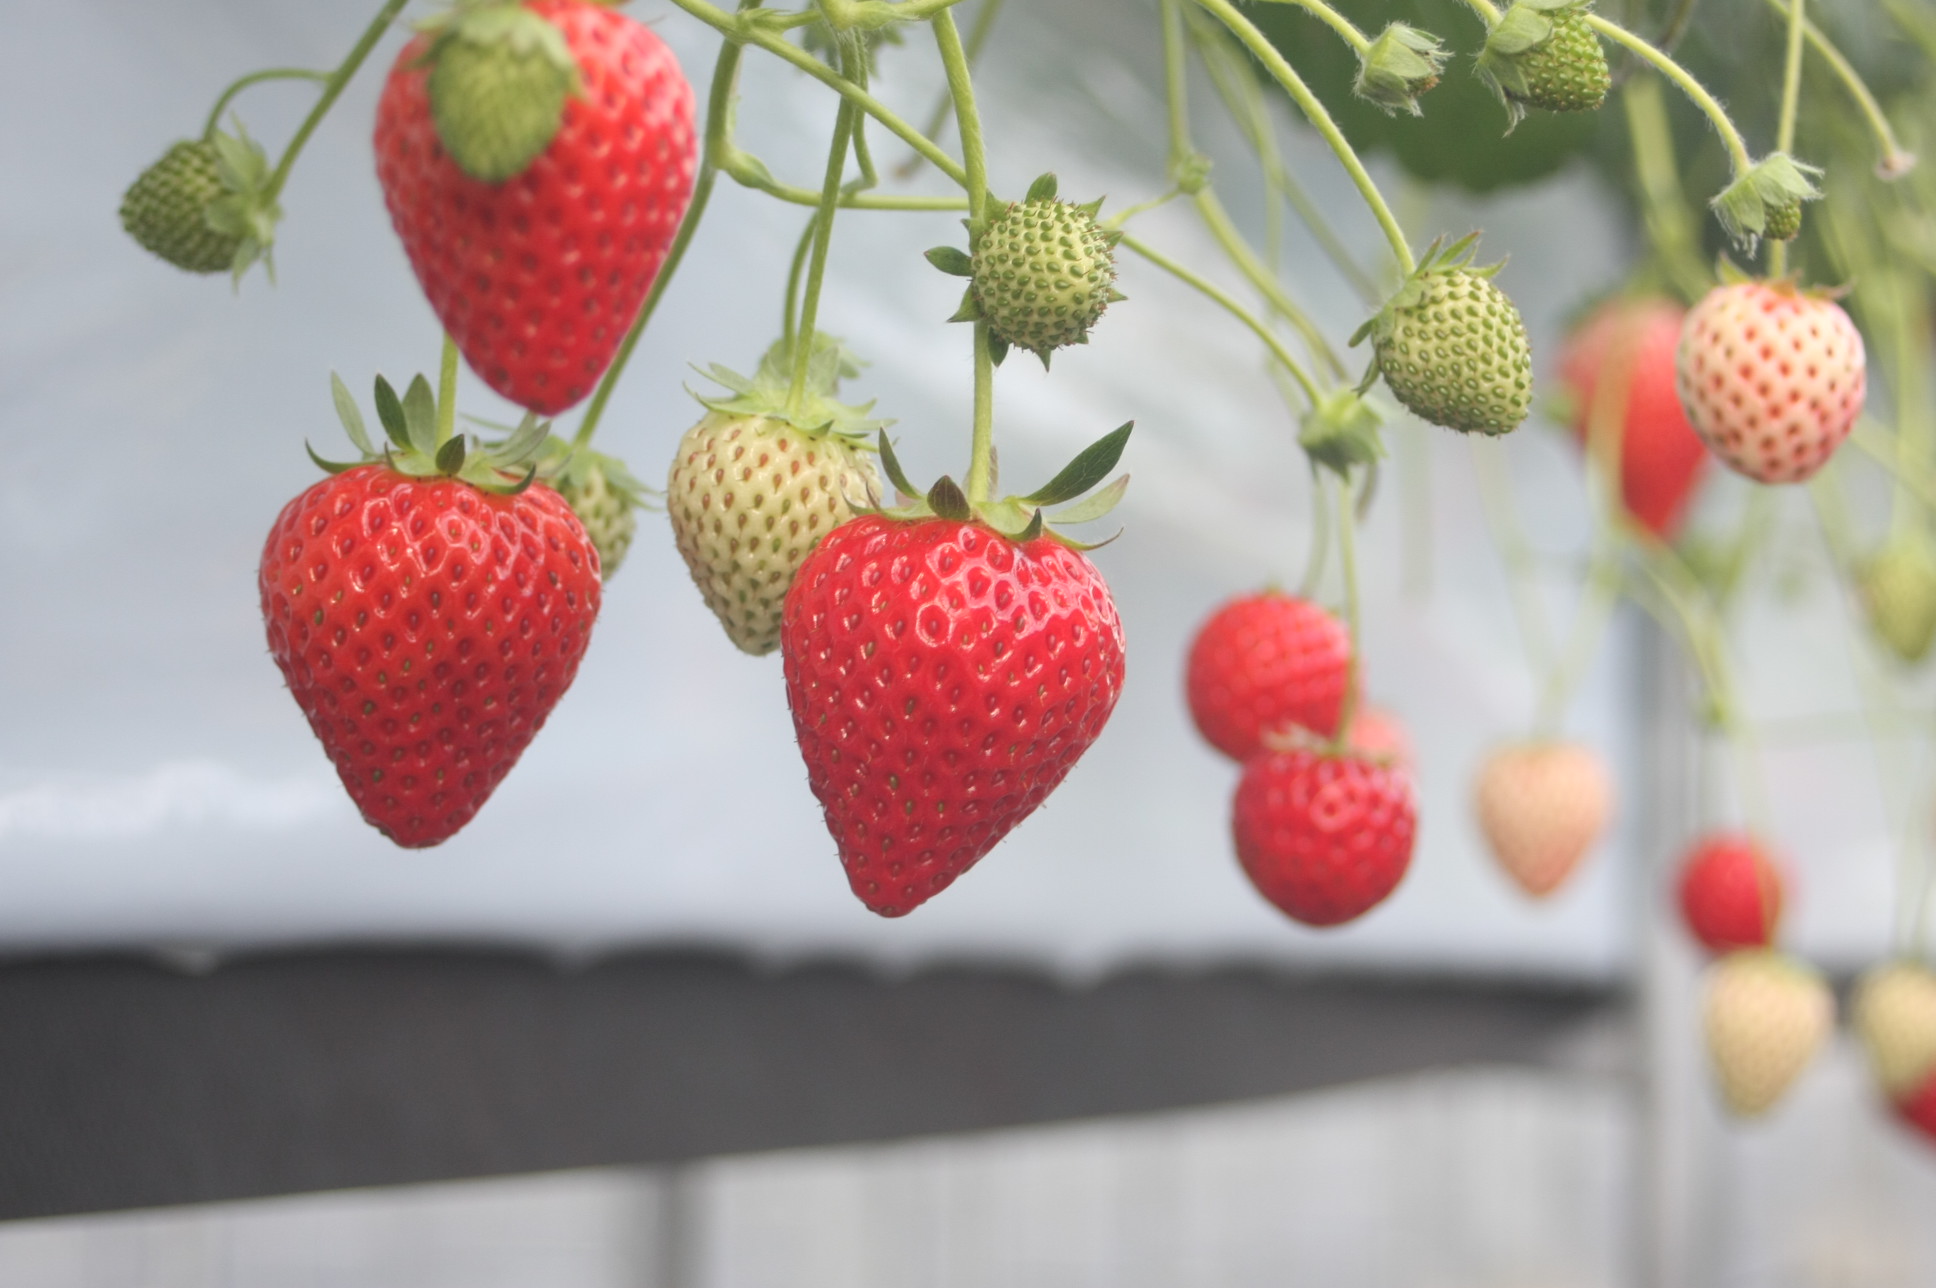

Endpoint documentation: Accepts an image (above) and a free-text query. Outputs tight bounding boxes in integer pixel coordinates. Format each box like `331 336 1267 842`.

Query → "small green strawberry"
1475 0 1610 127
1355 235 1532 436
1860 534 1936 664
930 173 1126 369
1763 199 1802 242
1354 23 1448 116
667 334 884 656
119 124 279 280
539 439 653 577
1711 153 1822 249
420 1 583 183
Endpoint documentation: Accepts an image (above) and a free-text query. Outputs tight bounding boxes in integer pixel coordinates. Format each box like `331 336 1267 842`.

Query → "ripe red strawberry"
1473 740 1614 898
1703 949 1833 1118
373 0 697 414
260 374 601 847
1186 593 1350 762
780 514 1126 917
1349 704 1412 772
1677 833 1787 953
1675 280 1866 484
1901 1073 1936 1142
1232 749 1416 927
1558 297 1708 539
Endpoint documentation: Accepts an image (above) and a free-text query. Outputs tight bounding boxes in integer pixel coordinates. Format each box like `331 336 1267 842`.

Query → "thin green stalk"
437 333 459 445
721 152 966 208
1849 420 1936 512
898 0 1007 178
665 0 968 187
202 68 329 141
1470 438 1556 680
1195 190 1347 381
1586 13 1753 176
1191 0 1415 276
1298 464 1331 599
1120 233 1321 405
573 20 749 449
1270 0 1372 53
1622 77 1710 302
782 215 818 352
1766 0 1807 278
1763 0 1915 178
1457 0 1504 23
934 11 998 505
1330 470 1364 749
266 0 410 198
790 93 860 409
1534 550 1620 737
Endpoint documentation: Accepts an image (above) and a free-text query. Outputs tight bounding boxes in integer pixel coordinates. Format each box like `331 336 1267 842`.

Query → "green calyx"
692 331 891 444
1353 234 1532 437
537 438 654 577
1355 23 1447 117
872 421 1133 552
311 371 546 494
1475 0 1609 129
1861 534 1936 664
120 124 280 282
933 173 1127 370
420 1 581 183
1299 390 1389 477
1712 153 1822 250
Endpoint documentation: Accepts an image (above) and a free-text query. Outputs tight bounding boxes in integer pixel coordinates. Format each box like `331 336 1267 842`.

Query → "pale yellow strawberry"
1853 961 1936 1099
1472 740 1613 898
1703 950 1834 1118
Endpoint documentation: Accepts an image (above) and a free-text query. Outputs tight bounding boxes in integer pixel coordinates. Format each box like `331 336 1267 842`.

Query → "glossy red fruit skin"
1677 833 1786 953
259 465 601 847
1186 593 1350 761
1559 298 1708 540
1232 750 1416 927
780 515 1126 917
372 0 697 415
1899 1072 1936 1143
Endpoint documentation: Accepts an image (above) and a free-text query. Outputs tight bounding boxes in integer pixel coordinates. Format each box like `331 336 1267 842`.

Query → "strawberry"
1677 833 1787 953
1358 235 1532 436
1349 704 1412 772
1557 297 1709 539
1675 279 1866 484
1853 962 1936 1105
119 125 279 280
540 440 650 578
1232 748 1417 927
372 0 697 414
1901 1072 1936 1142
1702 950 1833 1118
781 513 1126 917
1185 593 1351 762
1858 534 1936 665
667 336 883 656
1476 0 1610 125
260 373 600 847
1472 740 1613 898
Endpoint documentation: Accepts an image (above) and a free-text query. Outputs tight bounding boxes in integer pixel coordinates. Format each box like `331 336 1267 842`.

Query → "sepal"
1711 153 1823 251
1354 23 1446 116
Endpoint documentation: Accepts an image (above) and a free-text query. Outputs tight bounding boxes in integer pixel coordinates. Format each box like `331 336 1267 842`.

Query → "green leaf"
1023 422 1134 506
330 373 375 457
925 246 975 276
373 376 412 452
1049 473 1130 526
402 376 439 456
436 435 468 474
305 441 361 475
946 287 982 324
877 431 920 498
1026 172 1059 203
927 475 972 520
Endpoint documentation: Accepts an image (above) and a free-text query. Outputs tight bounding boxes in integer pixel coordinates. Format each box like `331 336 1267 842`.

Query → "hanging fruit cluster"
120 0 1936 1141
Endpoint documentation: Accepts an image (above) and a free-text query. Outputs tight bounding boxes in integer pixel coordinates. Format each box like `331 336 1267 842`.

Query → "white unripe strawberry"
1703 950 1833 1118
1472 741 1613 898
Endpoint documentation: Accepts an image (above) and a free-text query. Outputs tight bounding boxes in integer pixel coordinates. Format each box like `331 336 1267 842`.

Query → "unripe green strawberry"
540 441 651 578
119 126 279 280
1763 199 1802 242
1476 1 1609 125
1359 236 1532 435
967 175 1123 366
120 141 239 274
423 2 581 182
1860 535 1936 664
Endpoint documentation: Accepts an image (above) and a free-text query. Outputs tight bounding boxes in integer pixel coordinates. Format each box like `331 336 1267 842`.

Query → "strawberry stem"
201 69 329 142
788 67 859 411
1330 470 1364 753
1297 463 1330 600
896 0 1007 181
265 0 410 201
1582 12 1754 178
1470 438 1556 684
934 9 998 505
1766 0 1808 278
1190 0 1416 277
1762 0 1914 179
437 334 458 448
1620 77 1710 303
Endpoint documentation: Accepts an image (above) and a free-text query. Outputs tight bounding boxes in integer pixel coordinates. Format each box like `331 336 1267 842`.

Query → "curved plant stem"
721 152 966 208
437 334 459 445
1270 0 1372 54
266 0 410 199
1766 0 1808 278
1457 0 1504 24
782 215 818 352
1622 77 1710 302
1120 233 1322 405
201 69 329 140
1329 469 1365 750
665 0 968 187
1470 439 1556 682
573 19 748 450
1585 13 1753 176
897 0 1007 179
1763 0 1915 178
1298 464 1331 599
789 88 860 409
1190 0 1415 277
933 11 997 505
